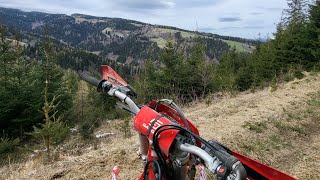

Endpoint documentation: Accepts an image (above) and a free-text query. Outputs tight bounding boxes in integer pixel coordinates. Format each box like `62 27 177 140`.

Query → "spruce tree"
32 31 71 161
273 0 313 71
283 0 308 26
308 0 320 68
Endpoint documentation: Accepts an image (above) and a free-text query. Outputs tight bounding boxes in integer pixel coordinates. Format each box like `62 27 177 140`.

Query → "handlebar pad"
80 72 101 87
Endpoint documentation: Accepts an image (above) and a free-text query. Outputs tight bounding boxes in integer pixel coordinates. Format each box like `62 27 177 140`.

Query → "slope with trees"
0 0 319 169
136 0 320 103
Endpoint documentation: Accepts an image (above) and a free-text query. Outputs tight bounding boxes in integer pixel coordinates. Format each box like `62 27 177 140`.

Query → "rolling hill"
0 7 256 66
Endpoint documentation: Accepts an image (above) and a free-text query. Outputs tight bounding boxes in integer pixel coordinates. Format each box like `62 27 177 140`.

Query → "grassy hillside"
1 72 319 179
149 27 250 52
222 39 250 52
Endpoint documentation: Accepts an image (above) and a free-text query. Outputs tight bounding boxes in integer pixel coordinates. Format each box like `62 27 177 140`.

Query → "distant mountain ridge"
0 7 256 65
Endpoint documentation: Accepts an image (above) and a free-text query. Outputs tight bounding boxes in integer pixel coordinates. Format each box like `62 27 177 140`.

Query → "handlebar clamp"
97 80 112 93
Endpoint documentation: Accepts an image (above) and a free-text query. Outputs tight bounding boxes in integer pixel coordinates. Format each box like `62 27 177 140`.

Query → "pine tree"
186 42 208 99
283 0 308 26
160 41 184 97
272 0 314 71
32 30 71 161
308 0 320 69
215 48 238 93
0 26 40 138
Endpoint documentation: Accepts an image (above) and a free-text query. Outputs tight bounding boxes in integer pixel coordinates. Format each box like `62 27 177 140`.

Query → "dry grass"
1 73 320 179
0 121 142 180
185 73 320 179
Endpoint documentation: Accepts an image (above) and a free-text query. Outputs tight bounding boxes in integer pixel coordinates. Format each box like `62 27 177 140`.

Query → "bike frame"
80 65 296 180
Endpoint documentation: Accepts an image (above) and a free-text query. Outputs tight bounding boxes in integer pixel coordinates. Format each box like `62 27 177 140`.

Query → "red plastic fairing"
134 106 180 156
232 151 296 180
149 100 199 135
149 100 201 146
101 65 128 87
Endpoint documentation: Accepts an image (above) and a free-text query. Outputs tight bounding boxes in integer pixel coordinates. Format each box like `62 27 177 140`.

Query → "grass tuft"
242 121 267 133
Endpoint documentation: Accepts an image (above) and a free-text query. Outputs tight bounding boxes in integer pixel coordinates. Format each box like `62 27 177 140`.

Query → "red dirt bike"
80 65 296 180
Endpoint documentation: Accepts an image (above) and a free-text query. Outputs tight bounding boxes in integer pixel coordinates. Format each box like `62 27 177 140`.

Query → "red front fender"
232 151 296 180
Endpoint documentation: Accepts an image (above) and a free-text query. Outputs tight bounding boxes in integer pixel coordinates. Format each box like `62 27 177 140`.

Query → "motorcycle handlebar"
80 72 101 87
79 72 140 115
178 143 247 180
79 72 246 179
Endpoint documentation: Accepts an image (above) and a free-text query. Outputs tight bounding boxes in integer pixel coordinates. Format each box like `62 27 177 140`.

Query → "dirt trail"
0 73 319 180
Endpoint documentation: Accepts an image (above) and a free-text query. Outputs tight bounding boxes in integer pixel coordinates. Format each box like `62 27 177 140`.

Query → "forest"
0 0 319 164
138 0 319 102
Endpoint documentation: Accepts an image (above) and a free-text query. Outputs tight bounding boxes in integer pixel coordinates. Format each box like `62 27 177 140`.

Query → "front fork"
138 133 192 180
138 133 149 160
138 133 159 180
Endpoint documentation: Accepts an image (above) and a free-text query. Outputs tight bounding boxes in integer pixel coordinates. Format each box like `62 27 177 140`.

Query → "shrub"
33 119 70 146
49 120 70 145
0 135 20 154
117 117 131 138
80 122 94 139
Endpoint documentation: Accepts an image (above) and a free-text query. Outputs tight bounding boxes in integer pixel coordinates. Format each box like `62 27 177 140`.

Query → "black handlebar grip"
80 72 101 87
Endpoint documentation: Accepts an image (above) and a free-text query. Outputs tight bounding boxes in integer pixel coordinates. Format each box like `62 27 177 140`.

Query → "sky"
0 0 289 39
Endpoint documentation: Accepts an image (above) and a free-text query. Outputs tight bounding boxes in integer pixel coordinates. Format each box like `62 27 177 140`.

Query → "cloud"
250 12 263 15
175 0 223 8
202 25 265 31
218 17 242 22
243 25 265 29
257 6 283 12
0 0 176 13
0 0 289 39
113 0 175 10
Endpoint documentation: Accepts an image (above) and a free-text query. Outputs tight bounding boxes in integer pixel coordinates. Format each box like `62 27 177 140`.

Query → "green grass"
269 134 293 150
150 28 198 47
157 28 175 33
222 40 248 52
180 31 197 38
242 121 267 133
272 120 306 135
157 28 197 38
240 90 320 157
150 37 167 48
153 27 251 52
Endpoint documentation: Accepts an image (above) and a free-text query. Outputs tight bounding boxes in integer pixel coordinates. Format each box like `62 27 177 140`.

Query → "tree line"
0 26 127 163
136 0 320 103
0 0 318 165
